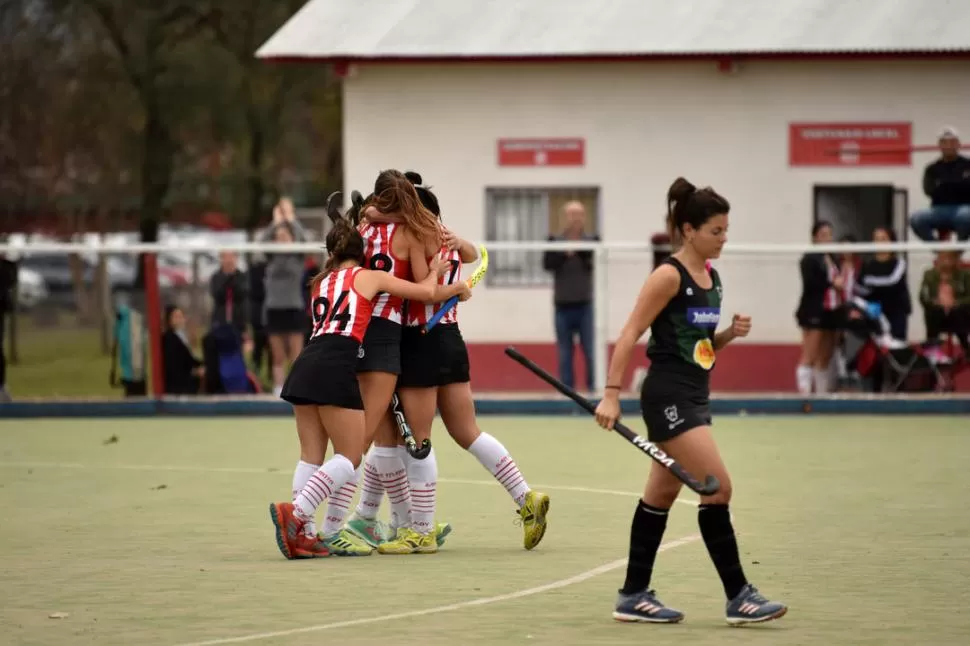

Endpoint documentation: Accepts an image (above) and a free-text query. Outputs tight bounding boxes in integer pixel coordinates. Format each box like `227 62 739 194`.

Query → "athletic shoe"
518 491 550 550
318 528 373 556
268 502 329 559
377 527 437 554
435 522 452 547
346 513 392 548
612 589 684 623
725 584 788 625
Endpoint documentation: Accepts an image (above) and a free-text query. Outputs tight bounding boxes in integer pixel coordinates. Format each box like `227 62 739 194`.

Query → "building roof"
256 0 970 62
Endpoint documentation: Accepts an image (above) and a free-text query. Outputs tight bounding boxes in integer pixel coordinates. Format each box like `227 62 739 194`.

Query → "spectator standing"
209 251 249 338
542 201 598 392
910 126 970 241
919 251 970 354
857 227 911 341
794 221 842 394
257 197 309 396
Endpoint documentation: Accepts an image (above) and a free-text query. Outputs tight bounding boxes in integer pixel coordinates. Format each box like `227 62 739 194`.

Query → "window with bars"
484 187 599 287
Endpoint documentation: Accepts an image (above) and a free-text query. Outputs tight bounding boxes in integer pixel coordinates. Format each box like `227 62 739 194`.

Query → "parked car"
16 266 49 309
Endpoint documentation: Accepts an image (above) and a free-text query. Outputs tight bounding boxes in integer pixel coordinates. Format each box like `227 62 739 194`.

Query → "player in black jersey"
594 177 787 626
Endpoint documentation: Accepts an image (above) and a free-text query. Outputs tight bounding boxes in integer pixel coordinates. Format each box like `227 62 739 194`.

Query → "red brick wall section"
465 343 970 393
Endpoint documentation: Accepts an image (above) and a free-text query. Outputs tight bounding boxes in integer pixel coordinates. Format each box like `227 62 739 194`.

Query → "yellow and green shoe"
318 528 374 556
377 527 438 554
518 491 550 550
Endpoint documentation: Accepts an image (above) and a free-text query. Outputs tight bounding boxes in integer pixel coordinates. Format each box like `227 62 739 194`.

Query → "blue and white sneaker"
726 584 788 626
612 589 684 623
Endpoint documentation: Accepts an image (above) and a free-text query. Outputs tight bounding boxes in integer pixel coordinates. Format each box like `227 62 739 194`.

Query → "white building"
259 0 970 390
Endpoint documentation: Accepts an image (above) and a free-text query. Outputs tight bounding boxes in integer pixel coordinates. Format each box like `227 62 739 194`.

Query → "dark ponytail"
666 176 729 237
311 218 365 293
405 170 441 218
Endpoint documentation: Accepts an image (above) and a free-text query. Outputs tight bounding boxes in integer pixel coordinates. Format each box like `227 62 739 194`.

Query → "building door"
813 184 900 242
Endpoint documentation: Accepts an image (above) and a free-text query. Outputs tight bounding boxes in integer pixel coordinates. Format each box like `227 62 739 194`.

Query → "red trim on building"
259 51 970 67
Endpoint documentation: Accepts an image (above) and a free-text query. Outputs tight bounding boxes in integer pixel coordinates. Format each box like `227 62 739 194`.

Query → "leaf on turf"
151 484 168 491
48 612 69 619
103 435 119 445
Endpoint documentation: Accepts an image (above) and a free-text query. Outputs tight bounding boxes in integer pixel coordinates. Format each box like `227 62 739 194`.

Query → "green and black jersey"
645 257 723 387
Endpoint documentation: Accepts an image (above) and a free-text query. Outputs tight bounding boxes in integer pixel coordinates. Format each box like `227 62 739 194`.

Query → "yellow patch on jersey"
693 338 716 370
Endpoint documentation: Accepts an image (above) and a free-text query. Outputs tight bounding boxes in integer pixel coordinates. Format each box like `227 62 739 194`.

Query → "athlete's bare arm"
442 226 478 263
714 314 751 350
356 254 469 304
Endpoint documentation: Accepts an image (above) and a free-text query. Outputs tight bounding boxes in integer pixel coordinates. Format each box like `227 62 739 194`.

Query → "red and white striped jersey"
310 267 373 343
359 222 411 324
406 246 462 328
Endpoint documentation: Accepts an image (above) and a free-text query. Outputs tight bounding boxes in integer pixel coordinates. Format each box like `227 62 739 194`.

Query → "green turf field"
1 415 968 645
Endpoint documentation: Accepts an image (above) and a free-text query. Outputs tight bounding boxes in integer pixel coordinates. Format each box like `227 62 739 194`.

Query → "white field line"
173 534 702 646
0 459 703 645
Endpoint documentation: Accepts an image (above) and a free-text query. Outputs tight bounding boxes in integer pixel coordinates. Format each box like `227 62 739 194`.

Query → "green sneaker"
318 528 373 556
436 522 453 547
346 513 391 548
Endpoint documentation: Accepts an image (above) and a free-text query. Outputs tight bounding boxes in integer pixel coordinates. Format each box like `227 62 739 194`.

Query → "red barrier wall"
466 343 970 392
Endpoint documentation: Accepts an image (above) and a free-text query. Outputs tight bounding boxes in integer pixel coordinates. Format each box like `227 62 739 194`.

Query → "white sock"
467 432 531 507
405 448 437 535
354 450 385 520
292 460 320 536
796 365 813 395
373 446 412 532
322 466 359 537
294 454 355 521
834 349 847 380
813 368 831 394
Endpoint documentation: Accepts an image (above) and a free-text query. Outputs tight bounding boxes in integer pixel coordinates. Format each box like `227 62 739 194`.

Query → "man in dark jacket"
910 126 970 241
542 201 598 392
209 252 249 338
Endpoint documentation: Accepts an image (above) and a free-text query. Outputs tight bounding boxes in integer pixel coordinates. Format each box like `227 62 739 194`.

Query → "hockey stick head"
466 245 489 288
405 438 432 460
325 191 343 224
347 190 367 226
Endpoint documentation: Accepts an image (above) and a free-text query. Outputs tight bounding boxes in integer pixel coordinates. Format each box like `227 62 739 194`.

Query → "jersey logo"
686 287 693 296
358 346 366 359
687 307 720 328
693 339 716 370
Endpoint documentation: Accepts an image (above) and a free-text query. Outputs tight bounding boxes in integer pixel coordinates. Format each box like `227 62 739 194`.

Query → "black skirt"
398 324 470 388
281 335 363 409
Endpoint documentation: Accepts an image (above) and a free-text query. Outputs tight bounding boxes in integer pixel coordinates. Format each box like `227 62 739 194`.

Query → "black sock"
619 501 670 595
698 503 748 600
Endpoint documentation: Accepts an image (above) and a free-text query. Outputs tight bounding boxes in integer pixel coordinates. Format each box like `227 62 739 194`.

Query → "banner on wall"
497 138 585 167
789 122 912 167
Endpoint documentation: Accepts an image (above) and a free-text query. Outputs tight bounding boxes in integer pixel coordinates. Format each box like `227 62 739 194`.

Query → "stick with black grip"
391 392 431 459
504 347 720 496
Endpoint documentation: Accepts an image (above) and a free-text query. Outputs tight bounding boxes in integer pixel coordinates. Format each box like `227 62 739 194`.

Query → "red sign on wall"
497 138 585 167
789 122 912 167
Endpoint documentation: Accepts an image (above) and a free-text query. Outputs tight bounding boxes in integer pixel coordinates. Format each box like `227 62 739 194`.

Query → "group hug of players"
269 170 787 627
269 169 550 559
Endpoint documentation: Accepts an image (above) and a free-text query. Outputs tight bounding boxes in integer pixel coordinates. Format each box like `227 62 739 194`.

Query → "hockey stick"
391 392 431 459
504 347 720 496
423 244 489 334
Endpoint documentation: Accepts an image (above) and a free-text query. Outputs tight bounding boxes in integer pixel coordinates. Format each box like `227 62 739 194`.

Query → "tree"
203 0 341 232
71 0 217 244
